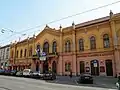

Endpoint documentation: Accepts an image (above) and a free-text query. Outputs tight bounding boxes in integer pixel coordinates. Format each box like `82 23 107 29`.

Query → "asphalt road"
0 76 116 90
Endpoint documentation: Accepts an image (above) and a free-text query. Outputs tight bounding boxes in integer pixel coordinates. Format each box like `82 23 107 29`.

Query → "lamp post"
1 28 19 34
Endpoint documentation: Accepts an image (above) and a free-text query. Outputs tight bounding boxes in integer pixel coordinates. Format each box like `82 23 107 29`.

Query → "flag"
35 49 40 57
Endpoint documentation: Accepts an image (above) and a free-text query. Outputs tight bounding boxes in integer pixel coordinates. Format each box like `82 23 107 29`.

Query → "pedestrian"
69 70 72 78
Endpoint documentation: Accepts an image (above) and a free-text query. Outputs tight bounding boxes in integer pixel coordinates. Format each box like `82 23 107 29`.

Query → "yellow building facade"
9 11 120 76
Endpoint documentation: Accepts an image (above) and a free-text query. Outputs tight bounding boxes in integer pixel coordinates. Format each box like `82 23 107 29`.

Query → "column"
58 25 63 75
72 22 77 76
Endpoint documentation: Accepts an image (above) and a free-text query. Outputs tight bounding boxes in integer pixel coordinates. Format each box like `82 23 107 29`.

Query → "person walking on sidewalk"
69 70 72 78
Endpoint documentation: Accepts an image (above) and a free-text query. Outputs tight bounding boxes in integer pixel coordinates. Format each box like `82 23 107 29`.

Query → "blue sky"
0 0 120 46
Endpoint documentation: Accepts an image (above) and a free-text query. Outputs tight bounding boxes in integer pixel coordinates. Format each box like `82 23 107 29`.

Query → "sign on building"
93 60 97 67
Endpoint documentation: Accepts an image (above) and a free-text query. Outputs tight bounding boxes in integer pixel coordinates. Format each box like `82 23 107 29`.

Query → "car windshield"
23 70 30 73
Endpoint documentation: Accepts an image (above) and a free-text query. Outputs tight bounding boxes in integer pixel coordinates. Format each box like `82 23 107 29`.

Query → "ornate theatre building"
9 11 120 76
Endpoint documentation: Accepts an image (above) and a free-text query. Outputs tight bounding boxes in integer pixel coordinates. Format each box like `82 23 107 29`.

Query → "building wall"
0 45 10 69
9 11 120 76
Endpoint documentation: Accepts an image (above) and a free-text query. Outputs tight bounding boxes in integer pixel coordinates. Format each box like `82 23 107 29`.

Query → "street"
0 75 117 90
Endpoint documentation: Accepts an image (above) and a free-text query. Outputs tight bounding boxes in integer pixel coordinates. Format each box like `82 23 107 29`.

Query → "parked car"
0 69 5 75
78 73 93 84
23 69 32 77
16 71 23 77
4 70 11 76
30 71 43 79
10 70 17 76
43 71 56 80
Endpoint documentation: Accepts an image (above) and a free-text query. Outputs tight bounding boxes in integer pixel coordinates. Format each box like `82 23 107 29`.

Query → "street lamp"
1 28 21 34
1 28 14 33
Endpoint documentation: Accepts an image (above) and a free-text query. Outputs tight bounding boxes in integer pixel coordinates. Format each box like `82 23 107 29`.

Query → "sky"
0 0 120 46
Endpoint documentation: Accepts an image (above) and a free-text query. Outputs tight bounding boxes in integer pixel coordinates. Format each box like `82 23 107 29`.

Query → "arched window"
65 40 71 52
103 34 110 48
36 44 40 57
43 42 49 54
29 46 32 56
16 50 19 58
20 49 23 58
52 41 57 53
79 39 84 51
90 36 96 50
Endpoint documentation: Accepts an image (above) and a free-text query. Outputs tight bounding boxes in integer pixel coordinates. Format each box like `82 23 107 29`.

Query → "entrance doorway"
80 61 85 74
105 60 113 76
43 60 48 73
52 61 57 73
36 62 39 72
90 60 99 76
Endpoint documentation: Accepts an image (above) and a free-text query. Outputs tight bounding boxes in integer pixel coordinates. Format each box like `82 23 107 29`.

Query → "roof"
75 16 110 28
0 44 10 49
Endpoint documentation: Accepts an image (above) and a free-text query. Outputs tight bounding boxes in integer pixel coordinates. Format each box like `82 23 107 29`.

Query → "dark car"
78 73 93 84
4 70 11 75
16 71 23 77
0 69 5 75
10 70 17 76
43 71 56 80
30 71 43 79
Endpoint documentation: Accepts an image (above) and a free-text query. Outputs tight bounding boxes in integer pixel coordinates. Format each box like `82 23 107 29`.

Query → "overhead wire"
0 0 120 45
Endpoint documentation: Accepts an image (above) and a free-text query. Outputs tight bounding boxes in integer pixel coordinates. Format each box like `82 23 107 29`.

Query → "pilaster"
110 10 120 76
72 22 77 75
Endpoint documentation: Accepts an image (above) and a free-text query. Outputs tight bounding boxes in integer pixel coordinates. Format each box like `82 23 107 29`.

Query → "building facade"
0 44 10 69
9 11 120 76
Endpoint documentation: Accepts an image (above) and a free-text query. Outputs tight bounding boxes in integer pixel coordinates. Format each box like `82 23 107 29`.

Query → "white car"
23 69 32 77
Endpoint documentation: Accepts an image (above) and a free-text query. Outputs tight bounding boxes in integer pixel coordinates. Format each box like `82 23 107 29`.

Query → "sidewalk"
46 76 117 89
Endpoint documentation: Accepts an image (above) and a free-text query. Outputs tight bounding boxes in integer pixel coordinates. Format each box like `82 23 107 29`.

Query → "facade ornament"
109 10 113 18
44 24 50 29
72 21 75 30
33 34 36 38
60 25 62 32
27 37 29 40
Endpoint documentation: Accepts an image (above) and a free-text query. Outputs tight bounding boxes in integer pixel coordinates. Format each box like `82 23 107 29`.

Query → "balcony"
46 52 59 57
32 54 39 60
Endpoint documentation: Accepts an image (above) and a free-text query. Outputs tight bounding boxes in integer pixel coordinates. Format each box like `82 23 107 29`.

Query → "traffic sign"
94 63 97 67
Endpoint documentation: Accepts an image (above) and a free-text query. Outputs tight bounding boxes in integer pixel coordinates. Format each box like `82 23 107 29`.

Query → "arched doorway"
52 61 57 73
36 62 39 72
90 60 99 76
80 61 85 74
43 60 48 73
105 59 113 76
